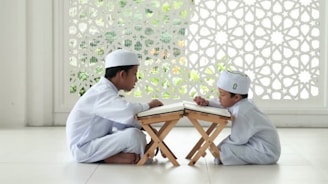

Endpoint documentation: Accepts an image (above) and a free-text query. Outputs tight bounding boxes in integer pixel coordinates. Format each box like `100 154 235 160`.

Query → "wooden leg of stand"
157 120 179 159
188 120 226 166
137 136 158 166
137 120 180 166
185 123 216 159
146 124 180 166
209 142 220 158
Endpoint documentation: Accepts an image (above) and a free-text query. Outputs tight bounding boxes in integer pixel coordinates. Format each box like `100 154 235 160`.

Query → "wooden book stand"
136 102 231 166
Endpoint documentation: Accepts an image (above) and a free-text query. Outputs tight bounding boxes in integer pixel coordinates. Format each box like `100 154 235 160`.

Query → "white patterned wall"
186 0 320 101
67 0 320 101
54 0 327 126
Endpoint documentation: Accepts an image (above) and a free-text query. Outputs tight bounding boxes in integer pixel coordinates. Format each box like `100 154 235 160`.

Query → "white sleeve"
131 102 149 113
94 93 148 128
208 98 223 108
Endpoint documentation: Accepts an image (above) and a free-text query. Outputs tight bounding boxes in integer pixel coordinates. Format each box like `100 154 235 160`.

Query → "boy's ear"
234 94 242 101
118 70 126 78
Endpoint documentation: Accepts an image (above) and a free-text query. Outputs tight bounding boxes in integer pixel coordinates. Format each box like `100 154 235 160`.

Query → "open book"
137 101 230 117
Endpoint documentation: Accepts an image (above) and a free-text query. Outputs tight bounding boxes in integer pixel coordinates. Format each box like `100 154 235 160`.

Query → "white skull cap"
217 70 251 94
105 49 139 68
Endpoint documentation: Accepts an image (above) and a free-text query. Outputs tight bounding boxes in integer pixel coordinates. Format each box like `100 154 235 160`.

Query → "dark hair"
104 65 135 79
230 92 248 99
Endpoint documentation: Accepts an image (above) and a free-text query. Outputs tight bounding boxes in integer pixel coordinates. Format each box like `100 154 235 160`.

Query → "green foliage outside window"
69 0 228 98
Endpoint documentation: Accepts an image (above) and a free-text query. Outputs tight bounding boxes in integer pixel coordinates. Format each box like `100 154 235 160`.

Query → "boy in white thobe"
194 70 281 165
66 49 163 164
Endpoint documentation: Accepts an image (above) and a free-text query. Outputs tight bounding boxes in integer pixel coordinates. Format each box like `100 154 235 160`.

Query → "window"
67 0 321 103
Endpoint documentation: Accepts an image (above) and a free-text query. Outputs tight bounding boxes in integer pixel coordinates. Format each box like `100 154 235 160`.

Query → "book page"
182 101 230 117
137 101 230 117
137 102 184 117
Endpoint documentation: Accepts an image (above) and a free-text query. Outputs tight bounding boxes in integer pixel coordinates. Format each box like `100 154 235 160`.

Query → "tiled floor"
0 127 327 184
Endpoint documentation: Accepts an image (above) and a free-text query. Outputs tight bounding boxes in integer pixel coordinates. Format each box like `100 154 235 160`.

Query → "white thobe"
66 77 149 163
209 98 281 165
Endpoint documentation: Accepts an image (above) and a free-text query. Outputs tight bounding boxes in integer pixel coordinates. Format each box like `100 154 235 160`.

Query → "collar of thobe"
100 77 119 94
227 98 247 113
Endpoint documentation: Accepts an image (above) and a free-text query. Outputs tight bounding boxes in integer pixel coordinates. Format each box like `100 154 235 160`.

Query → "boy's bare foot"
103 153 140 164
161 150 166 158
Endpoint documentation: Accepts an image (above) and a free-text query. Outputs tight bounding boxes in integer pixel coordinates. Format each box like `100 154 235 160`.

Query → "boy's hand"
193 96 209 106
148 99 163 109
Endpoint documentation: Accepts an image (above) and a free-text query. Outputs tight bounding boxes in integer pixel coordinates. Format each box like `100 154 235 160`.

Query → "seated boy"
66 49 163 164
194 70 281 165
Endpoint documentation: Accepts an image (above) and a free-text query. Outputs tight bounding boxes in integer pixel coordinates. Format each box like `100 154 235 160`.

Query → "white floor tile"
88 164 209 184
0 163 97 184
0 127 327 184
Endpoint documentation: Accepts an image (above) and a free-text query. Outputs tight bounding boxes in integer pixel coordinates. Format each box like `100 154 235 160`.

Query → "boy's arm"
193 96 209 106
208 98 223 108
194 96 223 108
148 99 163 109
132 99 163 114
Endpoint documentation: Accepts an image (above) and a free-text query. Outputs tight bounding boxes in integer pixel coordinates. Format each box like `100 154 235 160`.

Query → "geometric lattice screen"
68 0 320 100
